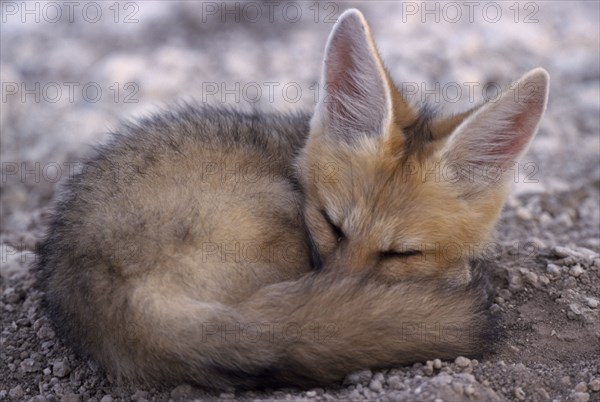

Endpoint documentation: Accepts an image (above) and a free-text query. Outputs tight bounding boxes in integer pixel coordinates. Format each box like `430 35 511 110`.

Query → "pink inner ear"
320 13 390 142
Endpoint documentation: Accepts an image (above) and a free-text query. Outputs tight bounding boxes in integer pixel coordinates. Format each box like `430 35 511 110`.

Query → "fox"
36 9 549 389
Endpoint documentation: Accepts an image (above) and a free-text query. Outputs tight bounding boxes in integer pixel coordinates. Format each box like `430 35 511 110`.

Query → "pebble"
568 303 582 316
572 392 590 402
99 396 113 402
9 385 24 399
570 265 584 277
516 207 532 220
60 394 81 402
585 297 599 308
387 376 404 390
372 372 385 383
589 378 600 391
369 379 382 392
455 356 471 368
514 387 526 400
344 370 372 386
306 390 317 397
433 359 442 369
423 360 434 376
524 271 539 287
37 326 55 340
53 361 71 378
546 263 561 277
464 384 475 396
170 384 194 400
575 382 588 392
451 381 464 395
20 358 42 373
509 274 524 292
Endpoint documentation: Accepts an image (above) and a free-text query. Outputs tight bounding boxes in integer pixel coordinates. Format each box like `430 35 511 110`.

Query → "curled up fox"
37 9 549 389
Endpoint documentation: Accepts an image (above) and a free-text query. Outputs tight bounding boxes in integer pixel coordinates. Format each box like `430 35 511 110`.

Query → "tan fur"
38 9 549 389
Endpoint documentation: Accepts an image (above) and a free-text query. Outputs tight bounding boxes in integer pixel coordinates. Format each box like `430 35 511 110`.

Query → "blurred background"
2 2 599 231
1 2 599 401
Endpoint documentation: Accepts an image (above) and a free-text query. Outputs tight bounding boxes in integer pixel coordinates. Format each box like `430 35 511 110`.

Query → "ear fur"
312 9 393 144
441 68 550 195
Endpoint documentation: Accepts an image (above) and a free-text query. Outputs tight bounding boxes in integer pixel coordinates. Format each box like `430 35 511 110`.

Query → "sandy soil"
1 1 599 401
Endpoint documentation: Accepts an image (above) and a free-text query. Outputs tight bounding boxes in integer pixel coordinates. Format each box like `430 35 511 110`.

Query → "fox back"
37 9 549 389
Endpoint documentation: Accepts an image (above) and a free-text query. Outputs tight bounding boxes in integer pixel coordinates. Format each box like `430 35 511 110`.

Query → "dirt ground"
1 1 599 401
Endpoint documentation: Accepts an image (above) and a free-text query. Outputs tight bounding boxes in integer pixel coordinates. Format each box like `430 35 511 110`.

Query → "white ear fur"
312 9 393 144
442 68 549 191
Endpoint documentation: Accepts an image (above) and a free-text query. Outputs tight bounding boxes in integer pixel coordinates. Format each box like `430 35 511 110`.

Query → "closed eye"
380 249 422 260
321 210 344 243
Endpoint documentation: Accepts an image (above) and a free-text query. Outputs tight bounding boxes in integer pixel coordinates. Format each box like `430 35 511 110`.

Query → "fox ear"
442 68 549 195
312 9 393 144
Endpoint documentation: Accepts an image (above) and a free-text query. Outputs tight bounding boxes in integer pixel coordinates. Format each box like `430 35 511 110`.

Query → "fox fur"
37 9 549 389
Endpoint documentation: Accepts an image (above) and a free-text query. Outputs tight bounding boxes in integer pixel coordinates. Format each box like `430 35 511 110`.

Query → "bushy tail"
106 268 495 389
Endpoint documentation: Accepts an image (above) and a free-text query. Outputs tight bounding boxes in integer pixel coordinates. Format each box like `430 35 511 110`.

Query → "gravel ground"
1 1 599 401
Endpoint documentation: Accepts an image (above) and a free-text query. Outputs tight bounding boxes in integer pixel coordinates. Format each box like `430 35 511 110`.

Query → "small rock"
43 368 51 375
387 376 403 390
539 274 550 285
99 396 113 402
570 265 584 277
344 370 372 386
516 207 532 220
524 271 539 287
37 326 55 340
585 298 599 309
305 390 317 398
424 361 434 376
170 384 194 400
575 382 588 392
465 384 475 396
535 387 550 399
451 381 464 395
546 264 561 277
430 373 453 387
433 359 442 369
20 358 42 373
553 246 575 258
60 394 81 402
9 385 24 400
561 376 572 386
589 378 600 391
130 390 148 402
539 212 553 226
572 392 590 402
52 361 71 378
514 387 526 401
509 274 523 292
490 304 502 314
455 356 471 368
369 379 382 392
569 303 582 315
362 389 374 399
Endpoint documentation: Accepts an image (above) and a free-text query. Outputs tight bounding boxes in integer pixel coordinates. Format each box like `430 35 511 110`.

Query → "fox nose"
323 242 377 274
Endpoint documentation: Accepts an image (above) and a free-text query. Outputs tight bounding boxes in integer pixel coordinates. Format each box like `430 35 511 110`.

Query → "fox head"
297 9 549 284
